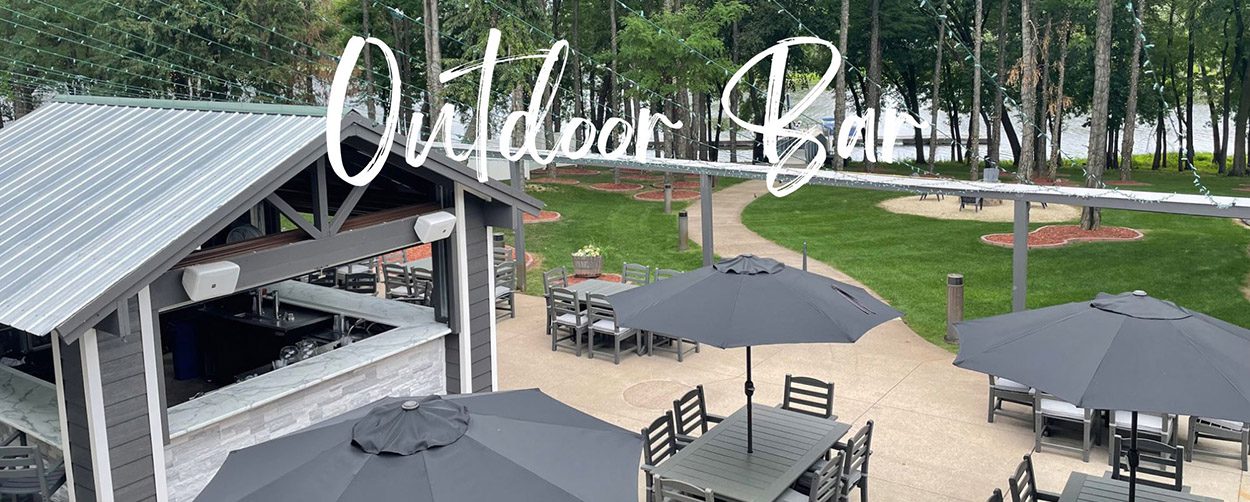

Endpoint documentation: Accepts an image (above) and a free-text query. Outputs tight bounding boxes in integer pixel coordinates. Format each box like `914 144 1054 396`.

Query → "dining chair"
987 488 1004 502
493 246 511 265
672 385 724 445
1006 454 1060 502
1186 416 1249 471
1110 435 1185 492
654 268 681 281
642 412 684 502
340 272 378 295
778 450 847 502
549 287 586 356
410 267 434 306
988 375 1034 424
780 374 836 420
1107 411 1176 466
586 293 642 364
308 268 338 287
543 267 569 335
837 420 873 502
623 262 651 286
382 263 413 300
653 477 714 502
0 433 65 501
1034 393 1098 462
494 260 516 319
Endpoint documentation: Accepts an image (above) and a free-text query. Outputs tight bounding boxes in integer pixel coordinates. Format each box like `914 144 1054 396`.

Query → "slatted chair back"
782 374 835 419
842 420 873 478
1111 435 1185 492
654 268 681 281
653 477 714 502
308 268 337 287
496 261 516 289
642 412 681 467
987 488 1005 502
543 267 569 294
622 262 651 285
382 263 412 290
586 294 618 329
0 446 50 496
550 288 582 322
340 272 377 295
672 385 713 437
1007 455 1043 502
807 449 848 502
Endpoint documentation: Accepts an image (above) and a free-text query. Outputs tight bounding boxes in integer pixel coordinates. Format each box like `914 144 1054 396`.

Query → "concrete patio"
496 180 1250 501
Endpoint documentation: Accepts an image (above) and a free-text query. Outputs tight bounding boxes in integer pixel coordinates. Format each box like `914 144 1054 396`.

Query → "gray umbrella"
196 389 641 502
609 254 901 452
954 290 1250 501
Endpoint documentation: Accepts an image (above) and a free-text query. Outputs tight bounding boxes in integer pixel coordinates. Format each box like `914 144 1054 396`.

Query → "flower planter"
572 255 603 277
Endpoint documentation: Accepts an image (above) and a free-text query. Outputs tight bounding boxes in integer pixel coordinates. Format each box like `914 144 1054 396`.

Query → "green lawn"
741 158 1250 350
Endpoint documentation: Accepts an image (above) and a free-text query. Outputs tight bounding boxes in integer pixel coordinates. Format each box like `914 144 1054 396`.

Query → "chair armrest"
1 430 23 446
706 414 725 423
1036 490 1061 502
675 434 696 446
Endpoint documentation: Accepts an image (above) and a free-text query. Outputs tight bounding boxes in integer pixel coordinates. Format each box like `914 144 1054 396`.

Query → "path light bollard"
664 182 673 214
802 241 808 271
946 273 964 344
678 211 689 251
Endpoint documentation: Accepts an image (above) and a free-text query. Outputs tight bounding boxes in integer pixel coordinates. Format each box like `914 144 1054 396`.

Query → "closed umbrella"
196 389 641 502
609 254 900 452
954 290 1250 501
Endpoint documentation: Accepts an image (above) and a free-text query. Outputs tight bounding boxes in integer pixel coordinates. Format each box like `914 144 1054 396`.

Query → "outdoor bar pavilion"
0 96 540 502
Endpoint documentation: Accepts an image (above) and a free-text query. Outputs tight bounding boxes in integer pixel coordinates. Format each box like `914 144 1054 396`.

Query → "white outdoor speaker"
414 211 457 242
181 261 241 302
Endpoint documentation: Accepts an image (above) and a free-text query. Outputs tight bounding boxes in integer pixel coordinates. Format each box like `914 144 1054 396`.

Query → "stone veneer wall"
164 339 445 501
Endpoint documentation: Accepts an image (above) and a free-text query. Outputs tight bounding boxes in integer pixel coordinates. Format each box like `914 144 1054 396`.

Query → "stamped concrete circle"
877 194 1080 223
624 380 691 410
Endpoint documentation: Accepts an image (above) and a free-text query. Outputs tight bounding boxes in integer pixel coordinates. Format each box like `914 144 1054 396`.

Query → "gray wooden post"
509 160 526 290
946 273 963 343
1012 200 1029 312
663 182 673 214
700 174 713 266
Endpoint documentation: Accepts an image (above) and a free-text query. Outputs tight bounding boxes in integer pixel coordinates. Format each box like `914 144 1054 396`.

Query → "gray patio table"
564 278 635 299
1058 472 1221 502
649 404 851 502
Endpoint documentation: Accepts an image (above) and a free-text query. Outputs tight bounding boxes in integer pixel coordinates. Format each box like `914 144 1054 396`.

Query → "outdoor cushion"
992 377 1031 392
774 488 808 502
1198 417 1247 431
591 319 632 334
1039 398 1086 421
494 285 513 298
389 286 412 296
1111 411 1165 433
555 313 586 326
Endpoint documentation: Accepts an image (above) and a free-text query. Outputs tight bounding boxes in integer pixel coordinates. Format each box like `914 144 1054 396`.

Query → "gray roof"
0 96 539 338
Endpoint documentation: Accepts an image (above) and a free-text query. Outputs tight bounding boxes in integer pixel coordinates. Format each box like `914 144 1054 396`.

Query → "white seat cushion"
1039 398 1086 421
554 313 585 326
774 488 808 502
1198 417 1247 431
389 286 411 296
495 285 513 298
992 377 1031 392
1111 411 1165 433
591 319 633 334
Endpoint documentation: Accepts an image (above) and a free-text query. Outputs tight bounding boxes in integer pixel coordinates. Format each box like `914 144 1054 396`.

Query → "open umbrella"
954 290 1250 501
196 389 641 502
609 254 900 452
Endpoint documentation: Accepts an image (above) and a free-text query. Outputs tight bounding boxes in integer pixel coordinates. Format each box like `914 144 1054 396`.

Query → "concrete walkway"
497 180 1249 501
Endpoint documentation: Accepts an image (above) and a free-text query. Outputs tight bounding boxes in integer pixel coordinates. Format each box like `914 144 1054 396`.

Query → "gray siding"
463 196 494 393
59 338 95 502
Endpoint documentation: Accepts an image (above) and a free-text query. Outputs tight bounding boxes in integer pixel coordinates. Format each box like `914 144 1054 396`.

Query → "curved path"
498 180 1249 501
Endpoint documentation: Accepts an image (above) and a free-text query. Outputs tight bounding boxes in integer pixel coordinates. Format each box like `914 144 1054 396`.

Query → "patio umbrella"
196 389 641 502
953 290 1250 502
608 254 901 452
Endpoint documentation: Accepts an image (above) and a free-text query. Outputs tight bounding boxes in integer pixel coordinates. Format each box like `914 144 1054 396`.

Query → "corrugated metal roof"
0 97 328 336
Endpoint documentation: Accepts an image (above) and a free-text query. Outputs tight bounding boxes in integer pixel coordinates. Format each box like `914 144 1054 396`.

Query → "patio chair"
1107 410 1176 465
779 374 836 420
653 477 714 502
382 263 413 299
623 262 652 286
837 420 873 502
493 246 510 265
1110 435 1185 492
0 433 66 501
641 412 684 502
987 488 1004 502
586 294 642 364
340 272 378 295
654 268 681 281
647 330 699 362
777 450 847 502
1034 393 1098 462
549 288 586 356
410 268 434 306
308 268 338 287
988 375 1034 424
672 385 724 445
959 196 984 212
1186 417 1249 471
543 268 570 335
1006 454 1060 502
495 260 516 319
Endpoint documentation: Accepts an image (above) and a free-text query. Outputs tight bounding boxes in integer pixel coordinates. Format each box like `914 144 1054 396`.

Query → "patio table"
564 278 635 299
1058 472 1221 502
649 404 851 502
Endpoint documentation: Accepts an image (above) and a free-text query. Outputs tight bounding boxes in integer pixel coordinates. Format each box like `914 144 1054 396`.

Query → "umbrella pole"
1129 411 1139 502
746 346 754 454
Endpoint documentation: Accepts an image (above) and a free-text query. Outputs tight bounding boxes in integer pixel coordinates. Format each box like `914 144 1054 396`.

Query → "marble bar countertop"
0 364 61 447
166 281 450 439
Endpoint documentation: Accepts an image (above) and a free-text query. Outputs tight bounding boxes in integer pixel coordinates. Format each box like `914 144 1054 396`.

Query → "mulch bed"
568 273 623 284
633 189 700 202
982 225 1143 249
621 174 664 182
527 178 580 185
652 181 702 189
1105 180 1152 186
588 182 645 192
531 168 600 176
523 210 562 223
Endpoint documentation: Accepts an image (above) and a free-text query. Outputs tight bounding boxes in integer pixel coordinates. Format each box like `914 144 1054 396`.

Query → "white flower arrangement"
572 244 602 257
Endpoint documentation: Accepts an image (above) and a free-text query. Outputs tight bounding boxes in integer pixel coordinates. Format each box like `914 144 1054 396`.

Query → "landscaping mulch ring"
621 174 664 182
527 177 580 185
633 189 700 202
652 181 702 189
523 210 562 224
531 167 600 176
1105 180 1152 186
588 182 644 192
981 225 1143 249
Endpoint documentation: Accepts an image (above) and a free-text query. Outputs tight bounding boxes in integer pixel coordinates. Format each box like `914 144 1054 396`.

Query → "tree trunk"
1184 1 1197 169
833 1 849 170
572 0 585 144
990 0 1010 167
1047 19 1070 179
609 0 620 183
1232 0 1249 176
1081 0 1114 230
362 0 376 121
968 0 983 179
865 0 883 171
1018 0 1038 181
729 20 740 163
422 0 443 131
1219 17 1234 170
928 5 946 172
1119 0 1145 181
